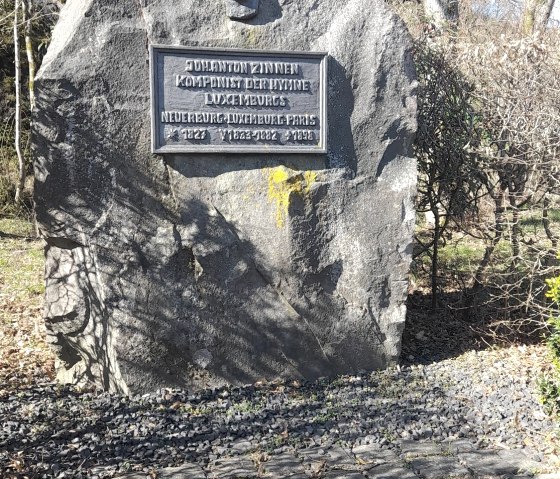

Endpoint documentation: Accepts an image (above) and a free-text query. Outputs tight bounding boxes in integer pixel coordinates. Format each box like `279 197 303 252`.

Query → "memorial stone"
33 0 417 394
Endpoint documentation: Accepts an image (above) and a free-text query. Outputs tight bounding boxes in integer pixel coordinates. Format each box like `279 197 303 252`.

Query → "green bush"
539 268 560 413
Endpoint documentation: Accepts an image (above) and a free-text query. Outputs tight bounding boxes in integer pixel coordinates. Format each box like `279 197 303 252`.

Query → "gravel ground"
1 344 558 478
2 221 559 478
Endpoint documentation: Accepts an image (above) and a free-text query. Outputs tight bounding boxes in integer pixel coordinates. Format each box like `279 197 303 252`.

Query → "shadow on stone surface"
239 0 283 25
33 0 418 395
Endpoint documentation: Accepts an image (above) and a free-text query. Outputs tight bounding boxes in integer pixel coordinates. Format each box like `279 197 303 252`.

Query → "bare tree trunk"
464 186 507 317
431 209 441 310
522 0 538 34
522 0 555 34
23 0 35 112
509 195 520 270
537 0 556 27
543 197 558 249
14 0 25 205
543 196 558 267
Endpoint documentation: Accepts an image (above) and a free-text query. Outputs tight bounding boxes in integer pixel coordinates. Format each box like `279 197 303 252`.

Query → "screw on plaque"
226 0 259 20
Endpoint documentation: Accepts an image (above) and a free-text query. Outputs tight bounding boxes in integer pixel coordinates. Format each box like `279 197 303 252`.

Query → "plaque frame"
149 45 328 155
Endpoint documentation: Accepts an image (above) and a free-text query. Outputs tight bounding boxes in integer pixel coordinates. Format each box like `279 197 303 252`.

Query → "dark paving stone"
209 456 257 478
399 440 444 459
352 444 400 465
120 463 207 478
325 444 356 466
298 445 330 473
497 449 543 474
441 439 477 455
459 449 527 476
409 455 471 479
298 444 361 476
364 462 419 479
262 452 306 477
322 471 366 479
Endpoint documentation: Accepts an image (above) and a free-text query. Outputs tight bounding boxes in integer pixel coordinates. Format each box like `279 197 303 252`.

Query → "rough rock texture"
33 0 417 394
226 0 259 20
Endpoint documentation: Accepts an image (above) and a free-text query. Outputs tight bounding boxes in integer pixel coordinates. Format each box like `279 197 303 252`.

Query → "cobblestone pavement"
118 438 555 478
3 347 559 478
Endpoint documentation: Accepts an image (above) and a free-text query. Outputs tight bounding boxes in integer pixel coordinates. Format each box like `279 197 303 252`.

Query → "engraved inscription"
150 46 327 154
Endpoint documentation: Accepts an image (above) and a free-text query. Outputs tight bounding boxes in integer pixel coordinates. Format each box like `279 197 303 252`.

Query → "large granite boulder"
33 0 417 394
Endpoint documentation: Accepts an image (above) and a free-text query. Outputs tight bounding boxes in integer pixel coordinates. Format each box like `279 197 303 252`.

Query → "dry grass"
0 217 54 397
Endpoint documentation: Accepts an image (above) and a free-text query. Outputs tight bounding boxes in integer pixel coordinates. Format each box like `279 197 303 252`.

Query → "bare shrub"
398 0 560 339
453 29 560 334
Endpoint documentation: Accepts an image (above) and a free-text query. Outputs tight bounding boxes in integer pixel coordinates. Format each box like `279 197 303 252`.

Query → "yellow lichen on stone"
266 166 317 228
243 28 260 47
229 25 261 48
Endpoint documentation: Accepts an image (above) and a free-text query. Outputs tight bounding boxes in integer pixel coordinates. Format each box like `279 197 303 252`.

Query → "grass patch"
436 239 513 275
438 242 484 273
0 219 44 308
0 217 36 237
521 209 560 229
0 216 54 391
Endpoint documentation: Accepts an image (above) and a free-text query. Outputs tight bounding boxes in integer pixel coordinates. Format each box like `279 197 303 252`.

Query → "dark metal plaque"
150 46 327 154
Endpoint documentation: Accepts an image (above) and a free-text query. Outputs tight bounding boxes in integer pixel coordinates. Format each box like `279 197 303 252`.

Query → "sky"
552 2 560 24
476 0 560 26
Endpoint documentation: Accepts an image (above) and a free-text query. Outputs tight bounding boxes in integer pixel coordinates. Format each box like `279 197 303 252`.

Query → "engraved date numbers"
166 128 208 142
285 130 315 142
181 128 207 140
219 129 280 142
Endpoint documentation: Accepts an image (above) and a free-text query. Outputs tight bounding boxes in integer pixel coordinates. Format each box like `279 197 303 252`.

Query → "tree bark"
14 0 25 205
537 0 556 27
431 208 440 311
23 0 35 112
522 0 556 34
522 0 538 34
463 185 507 318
